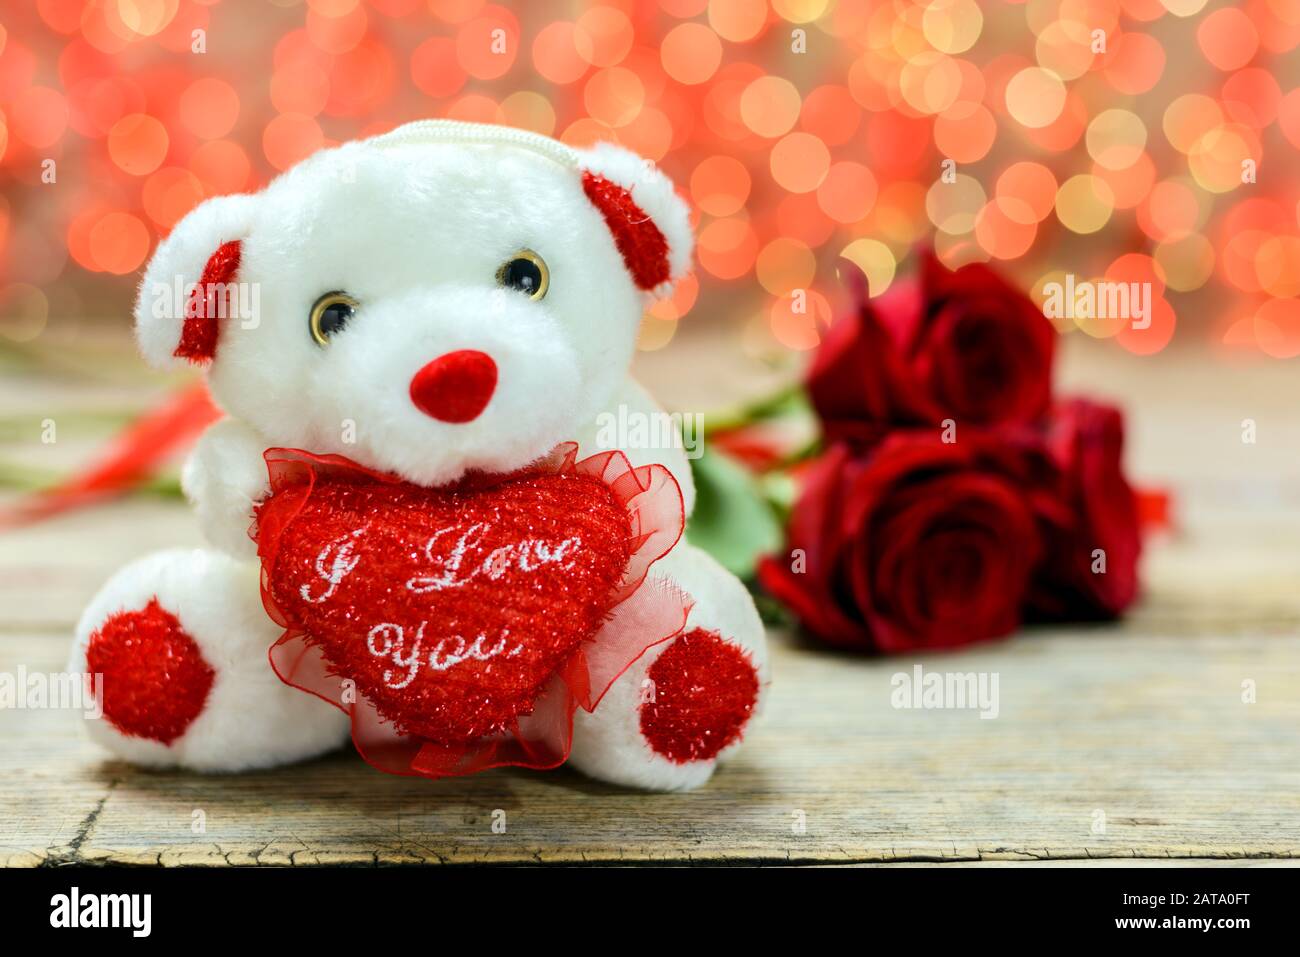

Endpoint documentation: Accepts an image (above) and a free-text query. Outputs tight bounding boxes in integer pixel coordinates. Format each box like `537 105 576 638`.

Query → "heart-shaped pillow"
253 444 686 765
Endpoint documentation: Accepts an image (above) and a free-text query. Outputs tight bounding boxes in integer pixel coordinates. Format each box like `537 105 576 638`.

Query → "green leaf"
685 447 783 580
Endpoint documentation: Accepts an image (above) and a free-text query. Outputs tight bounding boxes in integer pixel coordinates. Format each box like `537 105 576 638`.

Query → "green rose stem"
0 458 183 498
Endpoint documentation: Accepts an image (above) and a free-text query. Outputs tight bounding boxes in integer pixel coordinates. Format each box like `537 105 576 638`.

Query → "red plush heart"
256 462 634 746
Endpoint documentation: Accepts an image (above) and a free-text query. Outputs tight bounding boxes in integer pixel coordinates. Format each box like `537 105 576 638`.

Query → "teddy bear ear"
134 194 257 370
575 143 694 297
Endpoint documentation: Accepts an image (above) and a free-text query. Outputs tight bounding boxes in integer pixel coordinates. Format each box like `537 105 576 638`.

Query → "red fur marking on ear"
174 239 241 363
86 597 215 745
639 628 759 763
581 170 671 290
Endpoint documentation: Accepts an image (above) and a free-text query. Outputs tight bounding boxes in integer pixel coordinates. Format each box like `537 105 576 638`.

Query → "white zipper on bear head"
366 119 580 169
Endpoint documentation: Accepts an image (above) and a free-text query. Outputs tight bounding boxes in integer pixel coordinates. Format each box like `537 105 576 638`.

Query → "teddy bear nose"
409 350 498 423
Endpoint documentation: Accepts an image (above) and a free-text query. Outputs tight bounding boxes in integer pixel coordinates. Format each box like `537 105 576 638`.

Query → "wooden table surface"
2 333 1298 866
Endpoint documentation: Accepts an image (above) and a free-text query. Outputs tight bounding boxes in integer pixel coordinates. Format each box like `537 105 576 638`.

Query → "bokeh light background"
1 0 1299 361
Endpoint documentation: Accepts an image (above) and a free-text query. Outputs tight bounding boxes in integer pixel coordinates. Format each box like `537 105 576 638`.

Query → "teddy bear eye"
309 291 358 346
497 250 549 300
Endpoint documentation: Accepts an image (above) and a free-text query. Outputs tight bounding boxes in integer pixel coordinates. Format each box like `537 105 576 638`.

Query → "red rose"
758 434 1042 653
805 279 937 448
769 251 1141 652
809 252 1056 445
1028 399 1141 619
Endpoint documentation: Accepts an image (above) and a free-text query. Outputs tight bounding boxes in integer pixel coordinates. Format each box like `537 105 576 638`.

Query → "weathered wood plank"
3 621 1297 866
0 500 203 631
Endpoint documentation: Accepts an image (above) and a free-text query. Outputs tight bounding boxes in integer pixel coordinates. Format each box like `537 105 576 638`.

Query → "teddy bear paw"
71 548 349 772
637 627 761 765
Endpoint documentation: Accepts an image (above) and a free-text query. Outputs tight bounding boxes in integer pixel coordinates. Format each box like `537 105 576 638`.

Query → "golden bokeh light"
88 211 150 274
817 160 877 224
755 236 816 295
1086 109 1147 171
1187 124 1256 193
141 166 204 228
1140 178 1202 242
740 75 801 138
1035 19 1094 81
900 51 962 115
996 161 1058 224
691 154 751 217
1154 233 1215 292
10 87 69 149
769 286 832 351
107 112 168 175
1162 94 1222 153
771 0 830 26
975 198 1037 259
660 22 722 85
1161 0 1210 17
179 77 240 140
1252 297 1300 358
573 8 630 69
532 21 588 85
707 0 768 43
926 173 986 235
0 0 1292 365
1254 235 1300 298
769 132 830 193
262 112 324 171
800 84 861 146
1055 174 1115 234
499 90 556 135
839 237 897 297
934 102 996 163
921 0 983 55
583 67 643 127
1104 31 1166 95
1221 68 1281 128
1196 7 1259 71
698 215 759 280
1005 66 1067 128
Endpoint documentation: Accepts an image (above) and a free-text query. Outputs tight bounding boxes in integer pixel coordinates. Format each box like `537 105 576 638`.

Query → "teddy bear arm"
567 541 769 790
182 417 274 560
578 378 697 516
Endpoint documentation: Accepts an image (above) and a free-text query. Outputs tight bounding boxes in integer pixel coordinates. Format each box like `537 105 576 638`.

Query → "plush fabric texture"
70 548 349 771
576 141 693 292
257 443 689 780
174 239 241 363
181 417 268 560
86 598 215 744
81 121 763 790
135 193 256 371
572 378 698 516
568 543 770 791
581 171 671 291
257 464 633 743
639 628 760 763
408 349 498 423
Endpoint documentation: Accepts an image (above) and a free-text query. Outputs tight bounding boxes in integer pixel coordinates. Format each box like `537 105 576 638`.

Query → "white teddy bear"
69 120 769 791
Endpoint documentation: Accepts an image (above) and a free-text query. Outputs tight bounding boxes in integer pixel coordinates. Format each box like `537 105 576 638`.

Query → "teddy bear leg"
69 548 350 772
567 542 770 791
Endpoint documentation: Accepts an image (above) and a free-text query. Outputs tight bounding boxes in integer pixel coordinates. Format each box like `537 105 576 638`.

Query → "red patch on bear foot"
639 628 759 764
86 597 215 745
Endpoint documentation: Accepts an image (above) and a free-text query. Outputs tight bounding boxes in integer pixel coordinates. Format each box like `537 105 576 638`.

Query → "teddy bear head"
134 121 693 485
